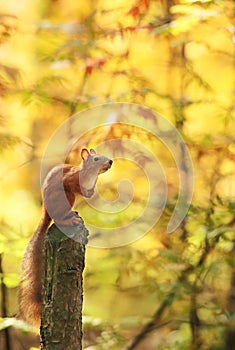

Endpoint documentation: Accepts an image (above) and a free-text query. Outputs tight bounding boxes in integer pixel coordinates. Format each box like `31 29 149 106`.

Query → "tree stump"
40 219 89 350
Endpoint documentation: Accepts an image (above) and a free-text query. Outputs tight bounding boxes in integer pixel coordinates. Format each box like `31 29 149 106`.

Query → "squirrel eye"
94 157 99 161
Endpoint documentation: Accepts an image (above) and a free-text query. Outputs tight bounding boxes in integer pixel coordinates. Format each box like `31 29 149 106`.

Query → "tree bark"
0 254 11 350
225 249 235 350
40 220 88 350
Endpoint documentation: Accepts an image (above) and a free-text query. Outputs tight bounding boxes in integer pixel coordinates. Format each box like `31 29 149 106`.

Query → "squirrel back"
18 148 112 327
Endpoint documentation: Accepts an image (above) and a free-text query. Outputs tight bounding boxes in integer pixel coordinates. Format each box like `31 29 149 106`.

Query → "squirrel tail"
18 207 51 327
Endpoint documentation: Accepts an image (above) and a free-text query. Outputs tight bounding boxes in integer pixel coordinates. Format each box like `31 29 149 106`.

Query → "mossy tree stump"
40 219 89 350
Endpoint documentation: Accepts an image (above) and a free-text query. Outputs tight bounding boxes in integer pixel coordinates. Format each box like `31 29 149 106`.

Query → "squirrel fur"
18 148 112 327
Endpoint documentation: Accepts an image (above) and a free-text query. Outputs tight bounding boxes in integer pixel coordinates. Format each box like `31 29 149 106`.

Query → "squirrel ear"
81 148 89 160
90 148 96 155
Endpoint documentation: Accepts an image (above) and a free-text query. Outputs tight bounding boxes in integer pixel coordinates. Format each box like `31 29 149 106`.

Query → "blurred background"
0 0 235 349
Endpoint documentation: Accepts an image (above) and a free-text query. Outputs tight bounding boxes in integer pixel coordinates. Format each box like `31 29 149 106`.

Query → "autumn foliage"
0 0 235 349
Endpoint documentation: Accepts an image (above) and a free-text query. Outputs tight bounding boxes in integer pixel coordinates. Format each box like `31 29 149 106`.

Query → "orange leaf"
85 57 106 75
128 6 140 18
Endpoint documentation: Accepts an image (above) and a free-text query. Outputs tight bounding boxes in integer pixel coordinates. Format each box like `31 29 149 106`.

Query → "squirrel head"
81 148 113 174
79 148 113 194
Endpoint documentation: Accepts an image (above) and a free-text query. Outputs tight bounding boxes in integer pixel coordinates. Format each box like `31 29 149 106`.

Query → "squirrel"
18 148 112 327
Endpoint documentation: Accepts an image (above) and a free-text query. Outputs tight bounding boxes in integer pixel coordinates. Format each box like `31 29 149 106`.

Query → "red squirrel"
18 148 112 327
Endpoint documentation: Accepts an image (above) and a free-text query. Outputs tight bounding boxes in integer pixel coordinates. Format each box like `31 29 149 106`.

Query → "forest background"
0 0 235 349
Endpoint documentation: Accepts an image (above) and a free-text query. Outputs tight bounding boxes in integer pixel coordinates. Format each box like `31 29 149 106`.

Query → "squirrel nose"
109 159 113 165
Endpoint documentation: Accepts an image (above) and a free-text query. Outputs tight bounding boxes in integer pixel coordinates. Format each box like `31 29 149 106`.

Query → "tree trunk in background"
0 254 11 350
40 222 88 350
225 248 235 350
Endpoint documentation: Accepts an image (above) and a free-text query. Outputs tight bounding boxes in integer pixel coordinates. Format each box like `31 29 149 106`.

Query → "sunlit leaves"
0 14 18 43
0 134 21 150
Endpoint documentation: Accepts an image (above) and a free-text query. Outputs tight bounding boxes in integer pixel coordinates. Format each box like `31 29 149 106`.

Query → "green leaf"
2 273 21 288
228 201 235 210
0 317 36 332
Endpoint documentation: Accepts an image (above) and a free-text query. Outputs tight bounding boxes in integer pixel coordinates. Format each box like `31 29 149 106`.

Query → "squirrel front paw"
54 215 82 227
70 216 82 226
54 217 88 244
